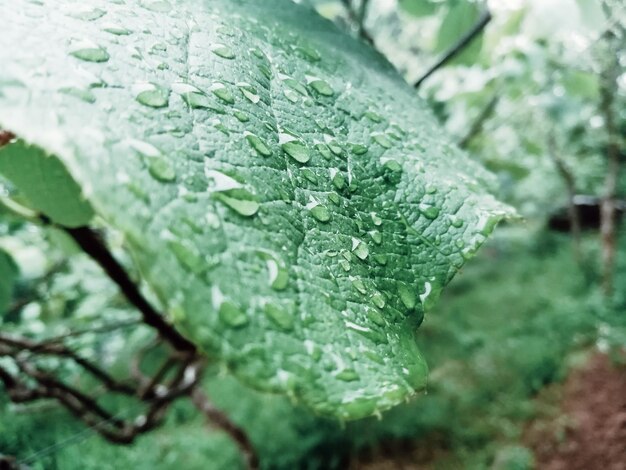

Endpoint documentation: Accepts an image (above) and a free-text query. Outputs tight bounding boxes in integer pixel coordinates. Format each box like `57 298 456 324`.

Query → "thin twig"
64 227 196 353
459 95 499 148
340 0 375 45
191 386 260 470
414 8 492 89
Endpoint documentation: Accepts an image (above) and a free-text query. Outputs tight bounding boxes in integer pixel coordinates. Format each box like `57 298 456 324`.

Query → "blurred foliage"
1 0 625 468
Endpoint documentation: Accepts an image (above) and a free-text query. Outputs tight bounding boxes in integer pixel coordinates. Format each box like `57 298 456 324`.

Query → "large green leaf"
0 0 512 419
0 248 18 316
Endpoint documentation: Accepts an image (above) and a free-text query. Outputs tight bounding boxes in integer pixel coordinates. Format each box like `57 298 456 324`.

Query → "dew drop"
351 143 368 155
245 132 272 157
264 303 294 331
306 76 334 96
237 82 261 104
397 282 416 311
148 157 176 182
206 169 260 217
363 110 383 123
59 87 96 103
103 25 132 35
372 133 392 149
211 43 235 59
369 230 382 245
330 169 346 190
68 6 106 21
371 292 386 310
135 83 169 108
219 300 248 327
233 110 249 122
420 204 440 220
370 212 383 226
70 45 109 62
211 83 235 104
351 238 369 260
281 135 310 164
307 199 331 223
336 369 359 382
352 278 368 294
168 239 203 273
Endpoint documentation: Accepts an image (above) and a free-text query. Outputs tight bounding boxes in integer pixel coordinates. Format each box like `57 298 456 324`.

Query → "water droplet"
135 83 169 108
237 82 260 104
306 199 331 223
103 25 132 35
258 63 272 80
351 238 369 260
245 132 272 157
295 44 321 62
382 159 403 184
328 193 340 205
301 168 318 184
373 254 388 265
68 6 106 21
363 110 383 123
419 204 440 220
233 110 249 122
279 74 307 95
306 76 334 96
351 143 368 155
372 133 392 149
141 0 172 12
283 89 299 102
59 86 96 103
336 368 359 382
449 214 464 228
168 239 203 273
172 82 213 109
280 135 310 163
148 157 176 182
369 230 382 245
70 44 109 62
211 43 235 59
330 169 346 190
316 143 332 160
206 169 260 217
211 83 234 104
397 282 416 311
352 278 367 294
370 212 383 226
258 251 289 290
264 302 294 331
219 300 248 327
371 292 386 310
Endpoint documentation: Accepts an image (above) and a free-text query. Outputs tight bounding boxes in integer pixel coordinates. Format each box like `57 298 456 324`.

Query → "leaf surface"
0 0 511 418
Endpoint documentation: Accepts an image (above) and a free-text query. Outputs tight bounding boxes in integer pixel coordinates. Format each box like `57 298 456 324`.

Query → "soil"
525 353 626 470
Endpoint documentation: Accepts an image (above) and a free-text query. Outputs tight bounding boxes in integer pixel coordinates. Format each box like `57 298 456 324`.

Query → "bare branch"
414 8 491 89
191 386 260 470
340 0 375 45
63 226 196 353
459 95 499 149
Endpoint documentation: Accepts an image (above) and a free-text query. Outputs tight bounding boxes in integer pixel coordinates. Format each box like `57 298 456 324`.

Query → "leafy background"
1 0 625 468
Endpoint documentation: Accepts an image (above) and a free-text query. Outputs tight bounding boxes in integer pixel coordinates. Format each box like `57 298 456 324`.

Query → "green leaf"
0 0 512 419
436 1 484 65
0 141 94 227
0 248 18 315
399 0 441 17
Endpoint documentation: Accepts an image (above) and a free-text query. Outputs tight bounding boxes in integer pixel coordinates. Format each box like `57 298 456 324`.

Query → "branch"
191 386 259 470
64 226 196 353
459 95 499 148
0 130 15 147
340 0 375 45
0 333 136 395
414 8 491 89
